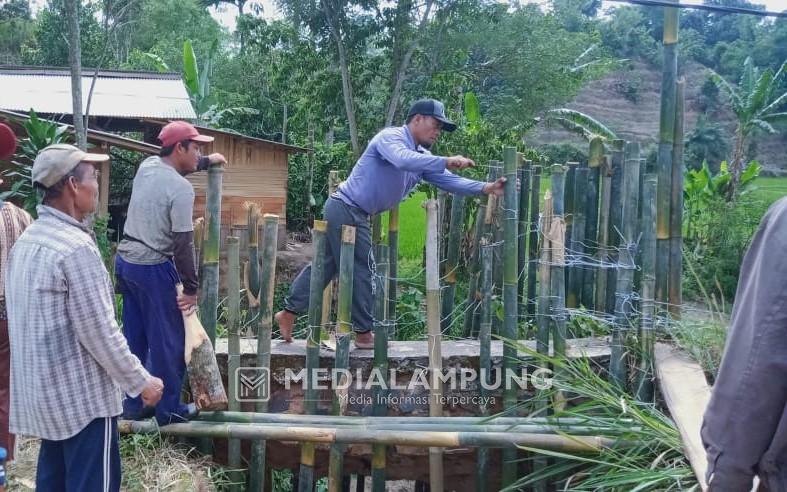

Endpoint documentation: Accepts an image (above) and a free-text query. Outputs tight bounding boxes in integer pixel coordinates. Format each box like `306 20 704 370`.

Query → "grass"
381 192 428 260
750 176 787 205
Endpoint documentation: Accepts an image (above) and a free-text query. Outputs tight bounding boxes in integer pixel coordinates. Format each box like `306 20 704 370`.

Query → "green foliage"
684 116 729 172
668 318 727 383
538 143 587 166
1 110 71 216
512 347 697 491
543 108 618 142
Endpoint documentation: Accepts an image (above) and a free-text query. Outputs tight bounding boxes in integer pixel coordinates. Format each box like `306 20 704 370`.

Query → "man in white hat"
6 143 163 490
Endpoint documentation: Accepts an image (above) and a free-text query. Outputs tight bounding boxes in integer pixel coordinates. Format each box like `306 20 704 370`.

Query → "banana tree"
541 108 618 145
709 57 787 196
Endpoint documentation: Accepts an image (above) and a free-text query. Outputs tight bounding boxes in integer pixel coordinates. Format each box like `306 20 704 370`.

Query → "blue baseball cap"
407 99 457 132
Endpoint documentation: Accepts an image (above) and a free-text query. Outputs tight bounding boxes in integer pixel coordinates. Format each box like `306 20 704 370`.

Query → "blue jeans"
115 256 189 425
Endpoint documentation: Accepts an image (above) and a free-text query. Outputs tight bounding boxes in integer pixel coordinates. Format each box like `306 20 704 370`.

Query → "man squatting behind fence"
275 99 508 349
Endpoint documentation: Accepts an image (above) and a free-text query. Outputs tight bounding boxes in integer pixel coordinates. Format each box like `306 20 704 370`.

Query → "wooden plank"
654 342 710 491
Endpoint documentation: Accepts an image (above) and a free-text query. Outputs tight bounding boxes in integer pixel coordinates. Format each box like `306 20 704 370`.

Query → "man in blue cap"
275 98 507 349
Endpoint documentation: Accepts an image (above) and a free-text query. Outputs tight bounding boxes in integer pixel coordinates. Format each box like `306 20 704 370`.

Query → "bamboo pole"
464 202 487 338
567 166 589 311
636 175 658 402
605 140 625 315
564 162 578 260
657 0 679 314
248 214 279 492
437 190 448 261
527 166 542 322
549 165 568 362
199 164 224 343
518 158 531 319
595 157 612 312
537 191 553 357
197 162 222 455
583 139 603 311
669 79 685 319
226 237 242 486
388 205 399 334
372 244 389 492
299 220 328 492
119 420 628 452
477 236 493 492
245 202 262 338
328 226 356 492
502 146 520 488
199 412 630 426
424 199 444 492
610 143 642 387
441 195 465 332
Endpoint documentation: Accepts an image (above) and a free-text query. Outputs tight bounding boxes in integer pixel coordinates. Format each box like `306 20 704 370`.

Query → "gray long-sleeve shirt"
7 206 151 440
702 197 787 490
336 125 486 215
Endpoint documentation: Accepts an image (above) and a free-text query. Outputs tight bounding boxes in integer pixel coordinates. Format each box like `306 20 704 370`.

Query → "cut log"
180 283 228 411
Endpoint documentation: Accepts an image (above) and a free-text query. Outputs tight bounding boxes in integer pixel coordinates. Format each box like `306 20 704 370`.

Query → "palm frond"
546 109 617 141
708 70 743 113
761 112 787 126
750 119 777 134
758 90 787 117
740 57 756 95
746 68 774 116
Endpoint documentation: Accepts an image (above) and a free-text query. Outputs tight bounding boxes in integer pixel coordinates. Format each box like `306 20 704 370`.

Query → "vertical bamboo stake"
322 173 341 336
501 146 519 488
328 226 356 492
549 165 568 362
388 205 399 333
537 191 553 357
197 163 222 455
372 244 389 492
307 125 315 222
669 79 685 319
605 140 625 315
567 166 588 311
518 157 531 319
610 143 641 387
595 157 612 311
583 138 603 311
437 190 448 261
248 214 278 492
246 203 262 337
299 220 327 492
199 164 224 343
476 236 493 492
441 195 464 332
424 199 444 492
564 162 578 260
226 237 242 485
527 166 542 322
636 176 658 402
657 0 679 314
464 202 487 338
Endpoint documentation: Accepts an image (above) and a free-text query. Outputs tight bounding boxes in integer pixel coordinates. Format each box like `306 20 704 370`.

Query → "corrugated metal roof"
0 66 197 119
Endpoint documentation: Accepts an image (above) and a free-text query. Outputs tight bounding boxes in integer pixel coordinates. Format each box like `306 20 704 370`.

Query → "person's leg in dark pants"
37 417 121 492
116 256 150 419
116 258 188 425
0 316 14 461
36 436 66 491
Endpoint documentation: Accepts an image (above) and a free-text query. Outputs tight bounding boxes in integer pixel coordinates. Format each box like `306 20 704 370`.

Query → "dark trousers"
115 256 188 425
36 417 121 492
284 197 382 332
0 319 13 461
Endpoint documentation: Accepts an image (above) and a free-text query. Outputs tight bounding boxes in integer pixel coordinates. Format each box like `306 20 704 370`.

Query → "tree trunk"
65 0 87 150
384 0 434 127
729 128 746 199
321 0 360 157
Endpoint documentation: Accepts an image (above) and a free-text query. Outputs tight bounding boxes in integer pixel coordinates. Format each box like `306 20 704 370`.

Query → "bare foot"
354 331 374 350
274 310 296 342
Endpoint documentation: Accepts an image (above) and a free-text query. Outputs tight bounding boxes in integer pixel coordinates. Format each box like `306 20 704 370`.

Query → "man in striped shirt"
7 144 163 491
0 122 32 463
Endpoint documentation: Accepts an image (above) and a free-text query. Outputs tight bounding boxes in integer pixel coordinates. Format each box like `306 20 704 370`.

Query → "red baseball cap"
158 121 214 147
0 123 17 161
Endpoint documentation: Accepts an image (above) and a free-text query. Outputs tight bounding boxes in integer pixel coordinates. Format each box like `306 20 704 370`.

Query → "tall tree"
64 0 86 149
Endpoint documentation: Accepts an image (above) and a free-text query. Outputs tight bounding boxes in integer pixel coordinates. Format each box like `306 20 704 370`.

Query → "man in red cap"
116 121 225 425
0 122 32 462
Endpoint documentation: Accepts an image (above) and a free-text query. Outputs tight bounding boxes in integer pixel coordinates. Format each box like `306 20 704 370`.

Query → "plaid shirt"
7 206 151 440
0 202 32 301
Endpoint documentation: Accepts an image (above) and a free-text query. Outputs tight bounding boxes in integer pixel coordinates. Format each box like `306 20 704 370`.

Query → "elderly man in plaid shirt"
6 144 164 491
